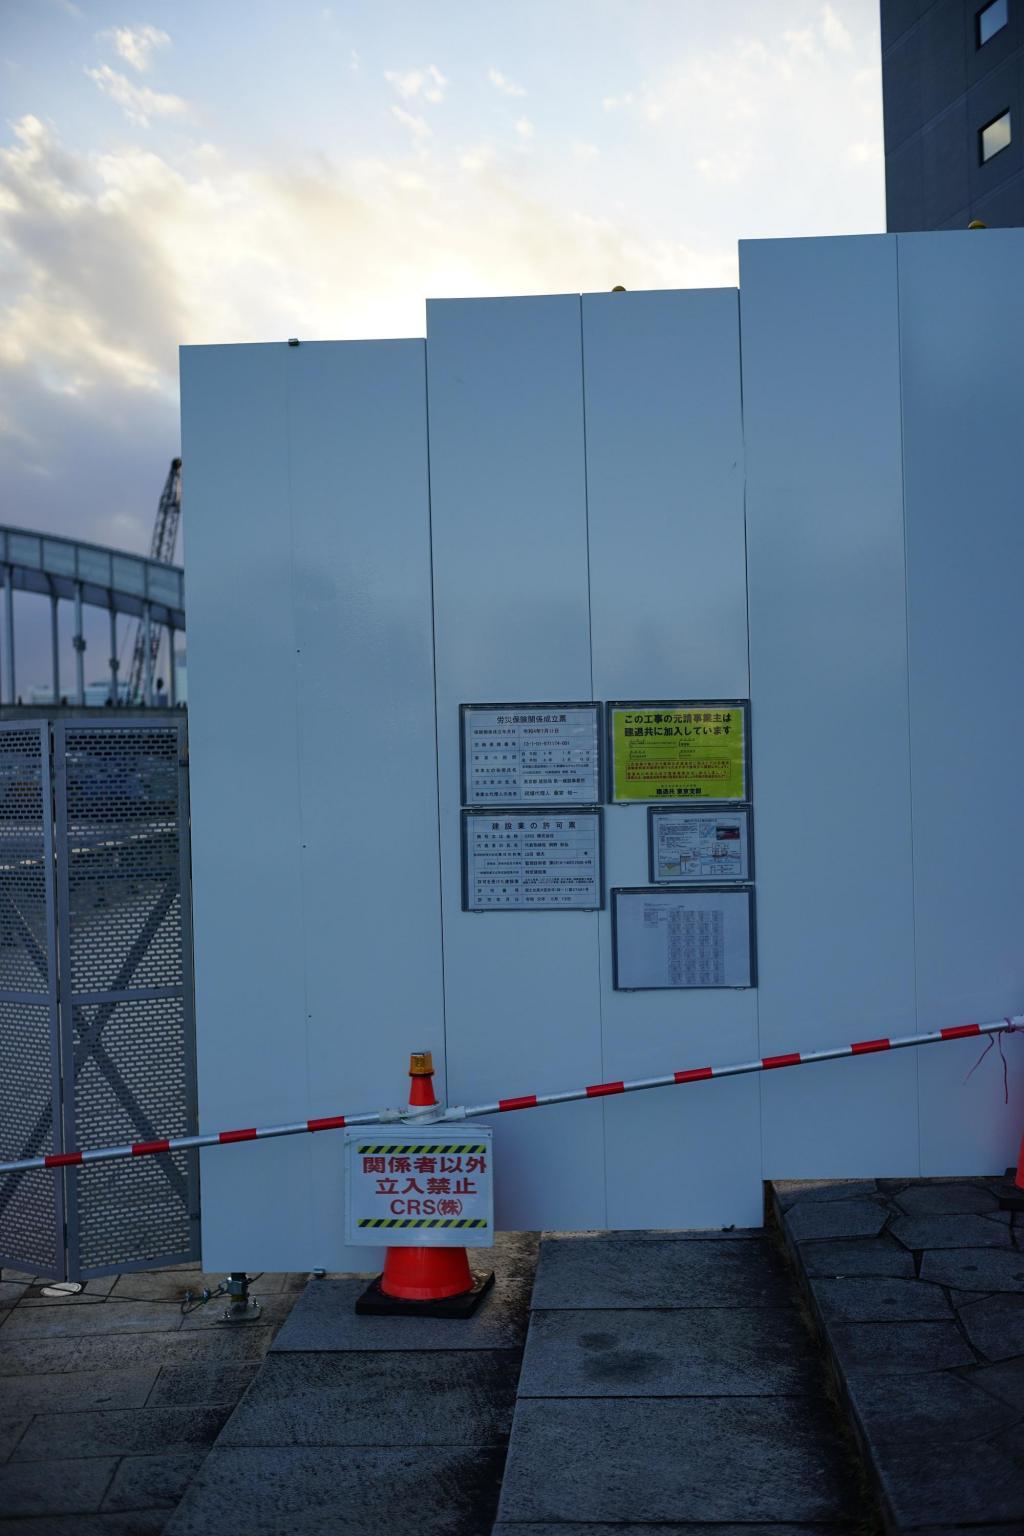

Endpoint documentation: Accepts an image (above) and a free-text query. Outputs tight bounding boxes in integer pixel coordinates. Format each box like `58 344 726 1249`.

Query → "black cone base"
997 1168 1024 1211
355 1269 495 1318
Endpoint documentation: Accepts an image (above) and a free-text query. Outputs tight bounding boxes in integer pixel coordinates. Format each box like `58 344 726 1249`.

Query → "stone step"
494 1227 865 1530
161 1234 537 1536
773 1176 1024 1535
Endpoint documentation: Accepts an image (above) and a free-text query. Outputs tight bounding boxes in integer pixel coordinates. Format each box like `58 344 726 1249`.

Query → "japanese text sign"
609 701 749 803
461 702 602 804
345 1127 494 1246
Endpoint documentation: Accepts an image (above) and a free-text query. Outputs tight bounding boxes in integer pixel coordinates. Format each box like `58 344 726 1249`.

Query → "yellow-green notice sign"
610 703 748 802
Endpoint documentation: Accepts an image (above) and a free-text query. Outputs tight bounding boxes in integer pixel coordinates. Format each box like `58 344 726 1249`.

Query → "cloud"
572 141 599 161
488 68 526 97
514 118 534 139
602 92 634 111
85 64 188 127
391 106 431 139
603 12 882 232
384 65 447 104
847 139 881 164
100 25 171 72
821 4 853 52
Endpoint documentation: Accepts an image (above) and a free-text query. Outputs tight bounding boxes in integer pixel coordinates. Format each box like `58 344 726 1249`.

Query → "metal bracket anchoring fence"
0 1016 1019 1179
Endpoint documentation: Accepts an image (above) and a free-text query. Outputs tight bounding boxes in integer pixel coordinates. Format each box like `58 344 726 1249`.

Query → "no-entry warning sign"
344 1127 494 1246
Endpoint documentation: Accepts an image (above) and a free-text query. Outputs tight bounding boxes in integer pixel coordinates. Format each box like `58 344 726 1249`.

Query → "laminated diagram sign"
462 807 603 911
609 701 748 803
649 807 752 883
612 886 756 990
461 702 602 804
345 1127 494 1246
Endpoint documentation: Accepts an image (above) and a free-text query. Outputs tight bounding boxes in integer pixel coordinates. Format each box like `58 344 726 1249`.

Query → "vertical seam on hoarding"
735 279 765 1184
894 235 923 1177
579 293 609 1229
422 335 451 1101
282 346 316 1251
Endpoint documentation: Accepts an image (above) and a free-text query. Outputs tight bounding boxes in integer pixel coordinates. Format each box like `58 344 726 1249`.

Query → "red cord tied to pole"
964 1018 1020 1104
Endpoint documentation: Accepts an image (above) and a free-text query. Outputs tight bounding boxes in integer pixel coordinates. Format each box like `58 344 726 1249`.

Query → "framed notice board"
607 700 750 804
462 806 604 911
648 806 753 884
611 886 756 990
460 702 603 806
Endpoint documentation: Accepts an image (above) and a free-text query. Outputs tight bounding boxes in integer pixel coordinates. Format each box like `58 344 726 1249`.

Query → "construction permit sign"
344 1127 493 1247
609 701 749 803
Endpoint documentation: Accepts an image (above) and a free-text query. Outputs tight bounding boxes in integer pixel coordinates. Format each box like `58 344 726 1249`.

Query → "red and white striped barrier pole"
0 1016 1019 1177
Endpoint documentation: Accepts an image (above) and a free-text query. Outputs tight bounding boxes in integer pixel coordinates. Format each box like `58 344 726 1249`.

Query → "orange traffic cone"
998 1129 1024 1210
355 1052 495 1317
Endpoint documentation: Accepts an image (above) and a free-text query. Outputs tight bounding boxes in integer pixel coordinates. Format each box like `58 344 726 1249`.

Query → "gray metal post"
142 602 153 706
108 607 119 705
3 565 15 705
50 592 60 703
73 582 86 706
167 626 177 707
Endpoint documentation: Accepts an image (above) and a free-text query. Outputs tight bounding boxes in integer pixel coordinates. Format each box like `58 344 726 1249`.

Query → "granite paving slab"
218 1349 518 1446
0 1517 168 1536
529 1235 790 1309
920 1246 1024 1292
784 1197 890 1241
959 1292 1024 1360
889 1213 1013 1250
827 1318 976 1374
798 1236 916 1278
517 1305 818 1397
163 1445 506 1536
0 1365 158 1414
0 1416 29 1460
893 1182 1000 1216
496 1397 849 1524
65 1324 277 1371
876 1427 1024 1528
844 1368 1019 1444
775 1177 1024 1532
271 1271 529 1351
147 1361 260 1406
811 1275 953 1322
0 1336 94 1376
101 1451 208 1512
1 1299 183 1338
964 1354 1024 1404
11 1405 233 1461
774 1178 880 1208
0 1263 307 1533
0 1455 120 1517
494 1527 846 1535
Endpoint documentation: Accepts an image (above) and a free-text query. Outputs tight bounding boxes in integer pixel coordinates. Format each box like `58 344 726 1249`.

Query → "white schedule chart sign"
463 808 603 910
649 807 752 883
345 1127 493 1246
612 887 755 990
461 702 602 804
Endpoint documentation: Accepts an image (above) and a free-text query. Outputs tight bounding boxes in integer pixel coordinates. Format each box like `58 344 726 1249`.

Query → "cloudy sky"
0 0 883 692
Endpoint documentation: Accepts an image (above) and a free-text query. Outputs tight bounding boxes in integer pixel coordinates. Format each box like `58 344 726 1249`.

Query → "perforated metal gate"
0 719 199 1279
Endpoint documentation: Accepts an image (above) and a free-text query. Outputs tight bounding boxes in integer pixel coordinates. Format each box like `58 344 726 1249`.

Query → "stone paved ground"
163 1233 538 1536
774 1176 1024 1535
494 1227 870 1532
0 1264 307 1533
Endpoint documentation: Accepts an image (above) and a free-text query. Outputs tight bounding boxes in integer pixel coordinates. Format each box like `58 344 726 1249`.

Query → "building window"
977 0 1008 46
980 109 1012 161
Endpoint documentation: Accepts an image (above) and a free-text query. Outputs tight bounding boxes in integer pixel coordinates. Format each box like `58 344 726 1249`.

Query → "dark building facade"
882 0 1023 228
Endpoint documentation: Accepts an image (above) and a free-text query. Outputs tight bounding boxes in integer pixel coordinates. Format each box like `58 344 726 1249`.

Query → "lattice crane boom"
128 457 181 702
